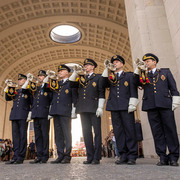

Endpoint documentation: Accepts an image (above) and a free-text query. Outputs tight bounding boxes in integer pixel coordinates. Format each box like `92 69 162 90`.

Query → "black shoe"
91 159 100 165
29 159 41 164
83 160 92 164
156 160 169 166
50 158 63 164
170 161 179 166
127 159 136 165
61 159 71 164
14 159 23 164
115 158 128 165
5 159 16 164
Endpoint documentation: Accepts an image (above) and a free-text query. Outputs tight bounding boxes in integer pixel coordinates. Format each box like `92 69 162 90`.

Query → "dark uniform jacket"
31 85 52 119
49 80 77 117
70 73 105 113
5 89 32 120
136 68 179 111
105 72 138 111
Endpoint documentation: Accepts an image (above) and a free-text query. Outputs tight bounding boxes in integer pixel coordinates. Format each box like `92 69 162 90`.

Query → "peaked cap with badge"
83 58 97 68
142 53 159 63
18 73 27 80
58 64 71 72
111 55 125 65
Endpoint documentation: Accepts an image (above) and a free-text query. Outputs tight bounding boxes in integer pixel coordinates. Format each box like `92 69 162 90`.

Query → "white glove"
172 96 180 111
26 111 32 122
4 85 8 93
96 98 106 117
134 67 139 75
102 68 109 77
22 80 29 89
48 105 52 120
48 115 53 120
69 67 78 81
71 104 77 119
43 76 49 83
128 98 139 113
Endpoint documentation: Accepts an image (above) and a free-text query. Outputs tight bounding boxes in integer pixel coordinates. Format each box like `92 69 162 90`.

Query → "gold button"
153 78 155 79
83 97 86 99
154 91 156 93
154 84 155 86
117 92 119 94
117 88 119 90
84 93 86 95
57 101 59 103
154 87 156 89
18 99 20 101
117 96 119 97
58 93 60 95
117 85 119 86
17 102 19 104
57 97 59 99
153 81 155 83
37 101 39 103
84 90 86 92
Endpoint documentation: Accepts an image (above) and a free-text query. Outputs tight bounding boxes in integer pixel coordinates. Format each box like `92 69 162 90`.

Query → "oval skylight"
50 25 81 43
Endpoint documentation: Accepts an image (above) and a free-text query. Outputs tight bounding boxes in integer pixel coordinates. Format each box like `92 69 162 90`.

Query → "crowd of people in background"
0 139 13 162
102 130 119 158
102 130 144 159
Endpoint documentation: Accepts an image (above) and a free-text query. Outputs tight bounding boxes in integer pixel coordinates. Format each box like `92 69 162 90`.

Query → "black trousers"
147 108 179 162
80 113 102 161
111 110 138 160
53 115 72 160
33 118 50 161
11 119 28 161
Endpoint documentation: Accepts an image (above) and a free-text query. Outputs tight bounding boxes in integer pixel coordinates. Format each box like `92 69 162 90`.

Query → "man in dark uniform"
102 55 138 165
46 65 77 164
23 70 52 164
69 58 106 164
134 53 180 166
4 74 32 164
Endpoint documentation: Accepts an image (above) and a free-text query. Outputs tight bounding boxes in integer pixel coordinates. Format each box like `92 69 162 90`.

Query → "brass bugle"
46 70 59 80
5 79 18 87
74 65 86 75
27 73 38 83
103 59 116 71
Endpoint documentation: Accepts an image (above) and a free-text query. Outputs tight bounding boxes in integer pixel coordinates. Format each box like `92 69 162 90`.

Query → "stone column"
124 0 180 158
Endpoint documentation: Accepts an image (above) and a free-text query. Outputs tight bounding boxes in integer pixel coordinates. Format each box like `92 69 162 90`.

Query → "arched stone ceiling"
0 0 133 96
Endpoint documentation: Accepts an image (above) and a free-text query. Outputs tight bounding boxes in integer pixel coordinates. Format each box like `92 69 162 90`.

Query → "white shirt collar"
88 72 94 77
116 70 123 76
149 68 156 74
62 78 68 83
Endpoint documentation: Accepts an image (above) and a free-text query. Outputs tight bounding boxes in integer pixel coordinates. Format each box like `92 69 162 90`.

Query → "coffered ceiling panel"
0 0 133 95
